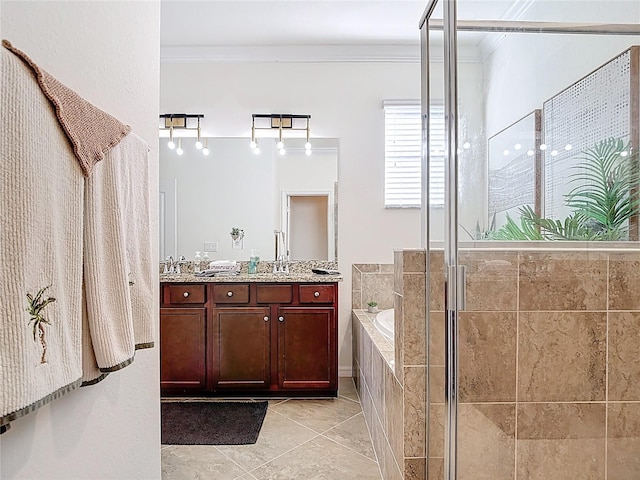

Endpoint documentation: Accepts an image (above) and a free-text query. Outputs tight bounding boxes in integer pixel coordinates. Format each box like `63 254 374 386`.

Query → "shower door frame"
418 3 640 480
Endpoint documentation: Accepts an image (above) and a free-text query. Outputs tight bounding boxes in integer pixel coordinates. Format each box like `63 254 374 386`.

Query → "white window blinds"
384 101 445 208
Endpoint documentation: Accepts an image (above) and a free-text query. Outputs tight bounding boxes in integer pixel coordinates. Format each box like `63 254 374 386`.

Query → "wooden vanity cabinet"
160 281 338 397
160 284 207 391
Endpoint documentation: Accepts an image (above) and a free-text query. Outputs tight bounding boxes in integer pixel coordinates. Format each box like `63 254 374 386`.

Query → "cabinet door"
277 307 337 390
212 307 271 389
160 307 207 391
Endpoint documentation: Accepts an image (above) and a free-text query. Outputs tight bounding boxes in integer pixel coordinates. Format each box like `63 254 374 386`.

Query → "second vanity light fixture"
250 114 312 156
160 114 210 156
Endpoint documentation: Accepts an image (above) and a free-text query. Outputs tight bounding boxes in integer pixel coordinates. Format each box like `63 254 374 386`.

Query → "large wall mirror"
159 137 338 262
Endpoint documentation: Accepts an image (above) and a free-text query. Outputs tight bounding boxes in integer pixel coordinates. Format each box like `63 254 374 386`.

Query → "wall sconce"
159 114 209 156
250 114 311 156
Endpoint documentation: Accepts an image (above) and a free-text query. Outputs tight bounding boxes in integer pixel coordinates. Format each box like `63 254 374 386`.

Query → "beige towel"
1 41 155 427
0 46 84 428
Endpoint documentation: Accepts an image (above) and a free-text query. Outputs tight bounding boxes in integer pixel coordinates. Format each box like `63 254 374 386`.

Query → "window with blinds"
384 101 445 208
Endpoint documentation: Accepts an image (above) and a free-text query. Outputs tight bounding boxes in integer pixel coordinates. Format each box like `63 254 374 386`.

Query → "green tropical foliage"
26 285 56 364
487 138 639 241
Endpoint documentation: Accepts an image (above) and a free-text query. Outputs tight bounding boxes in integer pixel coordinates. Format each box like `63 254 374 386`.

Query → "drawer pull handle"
264 316 269 322
227 291 233 297
183 292 190 298
314 291 320 297
278 316 284 322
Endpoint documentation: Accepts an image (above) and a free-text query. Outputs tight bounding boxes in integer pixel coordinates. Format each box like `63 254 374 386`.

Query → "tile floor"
161 378 382 480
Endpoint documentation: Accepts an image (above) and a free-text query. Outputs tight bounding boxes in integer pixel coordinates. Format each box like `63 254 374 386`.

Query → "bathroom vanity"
160 274 339 397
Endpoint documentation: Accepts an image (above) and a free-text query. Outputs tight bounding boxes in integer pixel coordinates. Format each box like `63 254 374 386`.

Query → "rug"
161 401 268 445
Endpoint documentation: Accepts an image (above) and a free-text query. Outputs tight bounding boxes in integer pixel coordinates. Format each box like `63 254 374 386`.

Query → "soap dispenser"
202 251 210 268
194 251 201 273
248 249 260 274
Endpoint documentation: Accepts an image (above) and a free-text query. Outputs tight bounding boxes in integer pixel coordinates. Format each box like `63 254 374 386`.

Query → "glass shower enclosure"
419 2 640 479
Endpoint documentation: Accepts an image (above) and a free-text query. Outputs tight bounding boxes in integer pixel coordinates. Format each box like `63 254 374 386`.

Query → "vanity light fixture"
250 114 311 156
159 114 209 156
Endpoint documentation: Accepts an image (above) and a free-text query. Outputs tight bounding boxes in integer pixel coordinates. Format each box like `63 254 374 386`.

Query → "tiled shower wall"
352 263 395 310
354 249 640 480
429 249 640 480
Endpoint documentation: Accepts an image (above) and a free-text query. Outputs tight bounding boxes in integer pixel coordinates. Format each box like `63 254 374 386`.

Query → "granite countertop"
160 272 342 283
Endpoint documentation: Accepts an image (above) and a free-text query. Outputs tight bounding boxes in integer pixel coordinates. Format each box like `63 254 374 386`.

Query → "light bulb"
167 140 175 150
565 144 573 151
463 141 471 150
176 147 183 155
514 143 522 150
539 144 547 151
305 149 312 156
253 147 260 155
195 140 203 150
503 149 509 156
277 141 284 150
279 148 286 155
250 140 257 149
202 147 210 156
305 141 311 150
621 151 628 157
527 150 534 157
551 150 558 157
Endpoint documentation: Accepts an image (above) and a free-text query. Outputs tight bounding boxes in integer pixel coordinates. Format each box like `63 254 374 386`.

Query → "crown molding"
160 43 483 64
478 0 536 59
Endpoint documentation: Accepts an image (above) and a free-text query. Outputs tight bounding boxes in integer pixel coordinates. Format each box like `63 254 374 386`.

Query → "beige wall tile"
383 442 403 480
608 403 640 479
362 273 395 310
429 366 445 404
459 404 515 480
461 251 518 311
609 253 640 310
352 289 362 309
385 366 403 468
362 328 373 389
404 457 426 480
370 404 387 478
371 349 386 429
429 404 445 458
394 250 403 295
352 265 363 291
428 458 444 480
403 249 427 273
361 380 374 438
404 366 427 458
609 312 640 401
459 312 517 402
517 403 605 480
381 264 395 273
519 312 606 402
519 252 607 311
430 251 445 311
429 312 445 367
354 264 381 273
403 273 427 365
393 293 404 385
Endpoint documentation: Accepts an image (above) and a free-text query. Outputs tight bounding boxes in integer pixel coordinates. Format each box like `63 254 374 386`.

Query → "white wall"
483 0 640 138
161 60 485 370
1 1 161 479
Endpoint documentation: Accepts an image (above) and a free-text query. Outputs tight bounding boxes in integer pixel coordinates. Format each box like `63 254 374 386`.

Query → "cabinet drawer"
212 284 250 304
299 285 335 304
166 284 206 304
256 285 293 304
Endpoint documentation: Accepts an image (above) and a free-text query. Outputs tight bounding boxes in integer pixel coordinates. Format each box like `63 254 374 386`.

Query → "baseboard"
338 366 354 377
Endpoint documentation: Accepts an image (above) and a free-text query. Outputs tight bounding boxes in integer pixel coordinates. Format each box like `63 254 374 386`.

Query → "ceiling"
160 0 523 48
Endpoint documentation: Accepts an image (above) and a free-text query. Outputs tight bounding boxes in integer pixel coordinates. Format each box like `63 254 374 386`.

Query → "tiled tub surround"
354 248 640 480
352 263 396 310
352 252 429 480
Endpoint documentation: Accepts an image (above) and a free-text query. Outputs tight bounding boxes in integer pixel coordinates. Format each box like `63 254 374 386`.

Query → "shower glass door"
421 1 640 479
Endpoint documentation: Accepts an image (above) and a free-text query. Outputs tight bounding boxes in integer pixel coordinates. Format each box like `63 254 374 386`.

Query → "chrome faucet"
273 230 289 274
163 255 184 275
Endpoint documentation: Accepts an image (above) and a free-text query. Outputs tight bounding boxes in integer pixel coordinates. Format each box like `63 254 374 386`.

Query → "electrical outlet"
204 242 218 252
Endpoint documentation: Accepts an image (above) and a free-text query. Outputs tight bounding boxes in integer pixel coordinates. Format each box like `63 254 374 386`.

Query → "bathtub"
374 308 394 344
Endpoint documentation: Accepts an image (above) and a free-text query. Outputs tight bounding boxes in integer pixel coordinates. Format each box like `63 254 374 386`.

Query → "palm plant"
490 137 639 241
26 286 56 364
